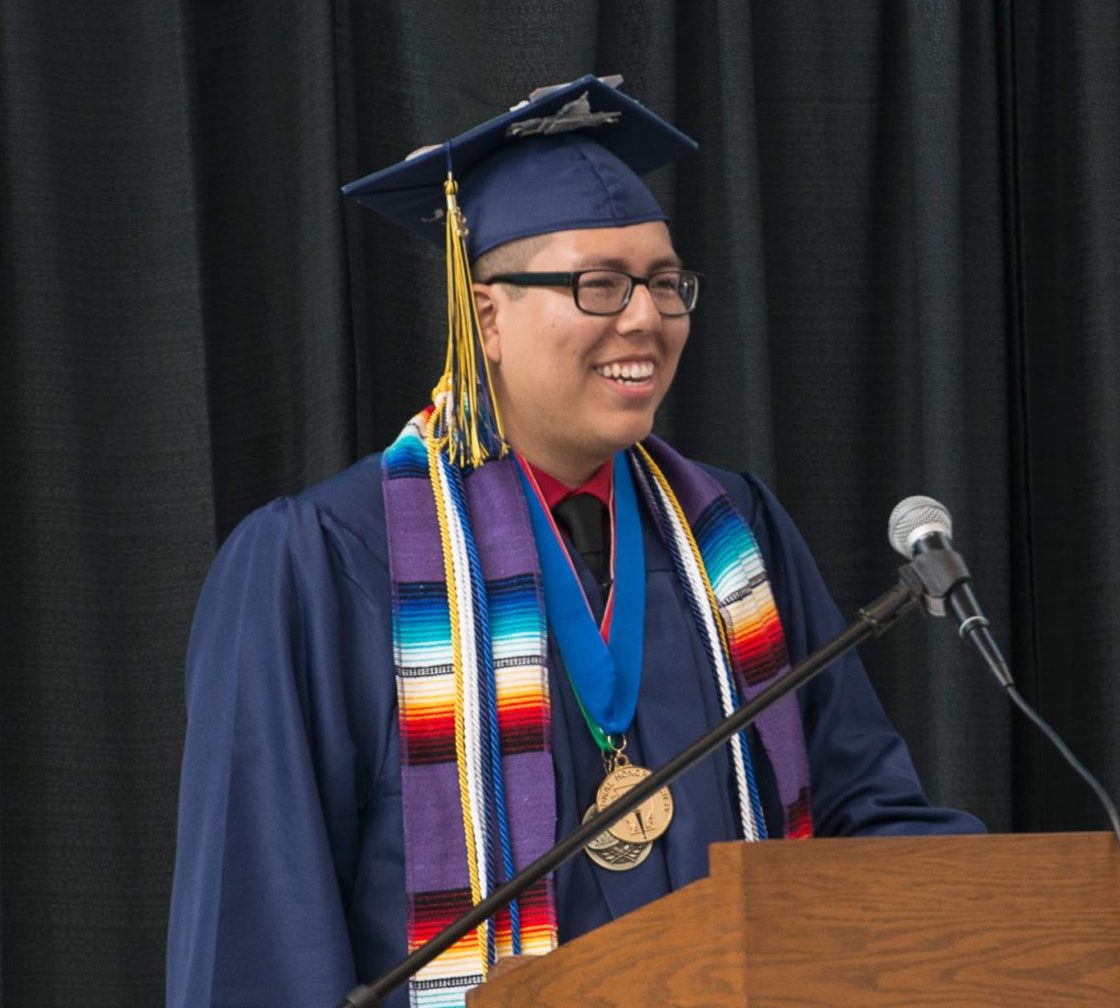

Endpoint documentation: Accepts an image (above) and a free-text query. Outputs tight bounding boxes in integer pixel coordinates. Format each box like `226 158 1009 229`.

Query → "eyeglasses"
481 269 702 317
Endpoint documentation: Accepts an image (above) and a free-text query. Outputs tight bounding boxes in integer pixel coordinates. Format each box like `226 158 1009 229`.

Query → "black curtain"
2 1 1117 1004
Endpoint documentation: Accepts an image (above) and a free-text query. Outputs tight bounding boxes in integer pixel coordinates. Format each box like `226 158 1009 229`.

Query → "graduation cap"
342 75 697 467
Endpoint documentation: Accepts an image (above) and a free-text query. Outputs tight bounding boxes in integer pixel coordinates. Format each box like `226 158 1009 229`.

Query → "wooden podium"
467 832 1119 1007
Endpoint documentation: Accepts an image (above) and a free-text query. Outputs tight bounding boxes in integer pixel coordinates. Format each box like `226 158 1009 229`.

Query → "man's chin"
595 417 657 456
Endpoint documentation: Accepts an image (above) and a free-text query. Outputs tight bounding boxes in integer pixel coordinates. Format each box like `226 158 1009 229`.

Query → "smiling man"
167 77 982 1008
475 222 690 485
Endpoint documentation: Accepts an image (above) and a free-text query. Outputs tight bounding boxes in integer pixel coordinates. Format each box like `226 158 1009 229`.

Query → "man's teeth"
595 361 655 382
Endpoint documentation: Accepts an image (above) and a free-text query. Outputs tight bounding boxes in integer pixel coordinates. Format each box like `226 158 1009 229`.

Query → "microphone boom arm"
336 578 921 1008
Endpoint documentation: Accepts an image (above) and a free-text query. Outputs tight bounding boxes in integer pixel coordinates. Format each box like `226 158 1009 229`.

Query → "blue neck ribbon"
517 452 645 738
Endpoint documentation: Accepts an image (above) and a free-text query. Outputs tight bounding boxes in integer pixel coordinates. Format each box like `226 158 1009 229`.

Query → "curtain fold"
1011 0 1120 831
1 3 212 1003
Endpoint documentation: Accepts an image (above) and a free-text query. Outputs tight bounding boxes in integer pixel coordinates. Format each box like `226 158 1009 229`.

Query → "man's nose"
616 281 662 332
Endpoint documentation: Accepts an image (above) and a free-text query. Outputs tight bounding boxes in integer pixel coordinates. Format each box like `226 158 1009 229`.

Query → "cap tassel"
433 173 508 469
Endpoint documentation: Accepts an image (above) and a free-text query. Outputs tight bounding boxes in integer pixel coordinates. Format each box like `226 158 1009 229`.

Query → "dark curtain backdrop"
2 1 1117 1004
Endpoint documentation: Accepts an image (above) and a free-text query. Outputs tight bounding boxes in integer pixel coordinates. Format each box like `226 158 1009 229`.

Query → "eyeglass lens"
575 270 699 315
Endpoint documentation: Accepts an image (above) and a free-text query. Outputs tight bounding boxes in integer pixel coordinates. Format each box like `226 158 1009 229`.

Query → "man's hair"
472 233 552 298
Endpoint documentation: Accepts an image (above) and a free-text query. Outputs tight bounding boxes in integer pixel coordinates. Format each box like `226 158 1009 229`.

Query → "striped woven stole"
382 413 811 1008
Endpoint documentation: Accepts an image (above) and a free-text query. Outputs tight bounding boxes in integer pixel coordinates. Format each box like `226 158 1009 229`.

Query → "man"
167 76 982 1008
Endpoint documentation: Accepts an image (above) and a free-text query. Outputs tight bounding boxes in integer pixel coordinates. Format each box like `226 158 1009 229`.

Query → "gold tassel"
432 173 507 469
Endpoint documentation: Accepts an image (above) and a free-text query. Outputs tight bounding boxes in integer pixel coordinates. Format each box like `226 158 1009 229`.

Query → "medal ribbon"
516 453 645 743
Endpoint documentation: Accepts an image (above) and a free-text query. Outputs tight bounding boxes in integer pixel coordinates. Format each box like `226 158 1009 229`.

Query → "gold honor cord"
420 179 510 976
425 409 489 975
437 174 508 469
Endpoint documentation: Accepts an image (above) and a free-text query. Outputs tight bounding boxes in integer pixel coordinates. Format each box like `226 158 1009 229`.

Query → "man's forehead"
520 222 680 265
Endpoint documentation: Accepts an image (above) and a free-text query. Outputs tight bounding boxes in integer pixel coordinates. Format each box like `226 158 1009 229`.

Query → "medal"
596 757 674 845
595 740 674 845
582 805 652 871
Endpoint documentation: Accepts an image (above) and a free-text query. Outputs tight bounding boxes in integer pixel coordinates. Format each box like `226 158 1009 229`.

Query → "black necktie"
553 492 610 589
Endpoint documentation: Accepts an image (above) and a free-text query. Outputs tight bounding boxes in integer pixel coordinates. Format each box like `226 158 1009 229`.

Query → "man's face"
475 221 689 485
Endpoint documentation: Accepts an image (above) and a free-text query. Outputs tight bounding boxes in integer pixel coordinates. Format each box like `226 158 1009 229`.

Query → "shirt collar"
525 457 614 511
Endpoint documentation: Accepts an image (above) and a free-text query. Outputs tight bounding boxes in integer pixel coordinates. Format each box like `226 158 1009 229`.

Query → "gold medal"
596 762 674 844
581 805 652 871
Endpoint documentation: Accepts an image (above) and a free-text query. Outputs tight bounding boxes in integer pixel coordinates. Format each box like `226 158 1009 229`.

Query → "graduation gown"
166 453 983 1008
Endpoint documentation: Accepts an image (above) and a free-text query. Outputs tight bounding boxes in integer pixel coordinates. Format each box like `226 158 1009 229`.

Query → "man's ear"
473 283 502 364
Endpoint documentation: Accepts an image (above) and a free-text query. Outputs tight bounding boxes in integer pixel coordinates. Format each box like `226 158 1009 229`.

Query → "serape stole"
637 437 814 839
382 413 812 1008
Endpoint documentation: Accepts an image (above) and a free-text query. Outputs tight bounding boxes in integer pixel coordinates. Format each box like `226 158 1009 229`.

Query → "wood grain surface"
729 832 1120 1006
468 873 749 1007
467 833 1119 1008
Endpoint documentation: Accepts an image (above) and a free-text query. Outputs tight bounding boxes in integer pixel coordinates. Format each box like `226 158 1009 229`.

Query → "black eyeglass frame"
481 269 703 317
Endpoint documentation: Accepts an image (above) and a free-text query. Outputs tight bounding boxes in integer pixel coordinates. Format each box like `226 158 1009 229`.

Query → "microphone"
887 494 1120 845
887 495 1012 688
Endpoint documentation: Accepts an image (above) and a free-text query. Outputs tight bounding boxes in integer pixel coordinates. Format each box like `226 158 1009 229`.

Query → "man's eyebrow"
575 253 684 271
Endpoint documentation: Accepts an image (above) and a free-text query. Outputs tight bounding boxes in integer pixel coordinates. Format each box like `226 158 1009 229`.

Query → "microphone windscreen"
888 495 953 557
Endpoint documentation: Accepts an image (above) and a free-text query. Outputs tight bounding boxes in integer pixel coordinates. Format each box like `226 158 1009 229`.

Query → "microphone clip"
898 549 977 621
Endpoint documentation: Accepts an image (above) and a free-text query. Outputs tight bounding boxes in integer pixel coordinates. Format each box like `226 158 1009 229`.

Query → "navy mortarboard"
342 74 696 257
342 75 697 467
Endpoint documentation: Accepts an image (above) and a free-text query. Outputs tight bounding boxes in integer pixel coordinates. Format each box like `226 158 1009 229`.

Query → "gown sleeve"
166 496 380 1008
729 472 986 837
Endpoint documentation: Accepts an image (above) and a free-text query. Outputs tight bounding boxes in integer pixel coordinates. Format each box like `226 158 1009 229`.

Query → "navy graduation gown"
166 454 983 1008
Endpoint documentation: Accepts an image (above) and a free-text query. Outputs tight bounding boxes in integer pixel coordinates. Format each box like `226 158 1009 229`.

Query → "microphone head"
888 495 953 557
